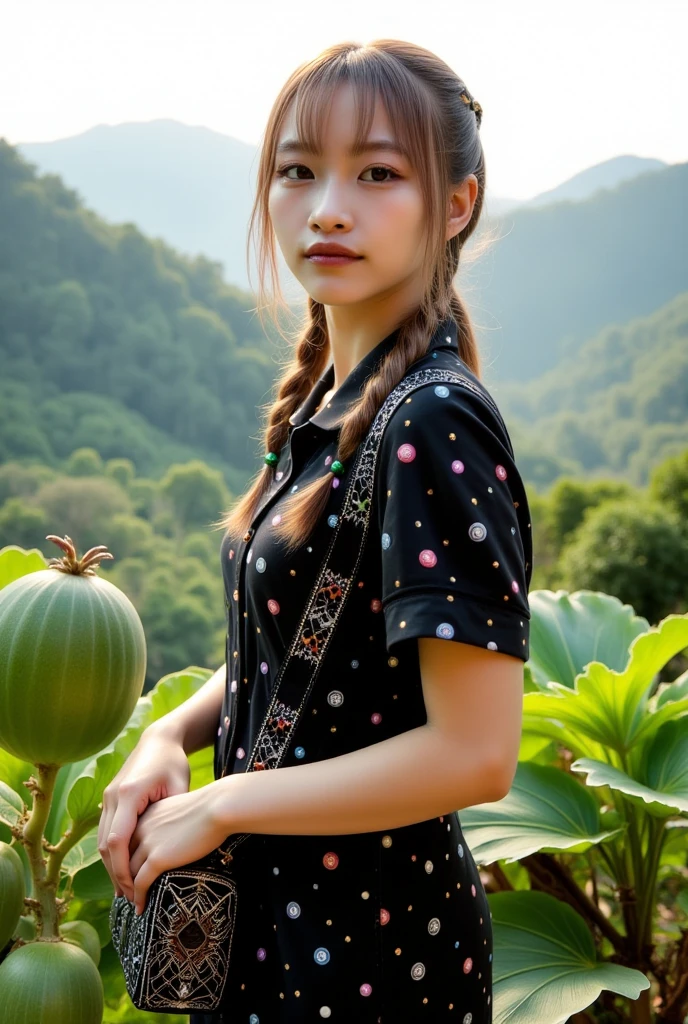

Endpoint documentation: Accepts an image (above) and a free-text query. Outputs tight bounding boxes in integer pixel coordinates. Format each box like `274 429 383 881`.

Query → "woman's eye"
275 164 399 183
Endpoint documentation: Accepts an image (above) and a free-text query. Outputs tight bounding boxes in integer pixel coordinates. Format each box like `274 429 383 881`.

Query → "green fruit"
0 534 146 765
59 919 101 966
0 841 26 950
0 938 103 1023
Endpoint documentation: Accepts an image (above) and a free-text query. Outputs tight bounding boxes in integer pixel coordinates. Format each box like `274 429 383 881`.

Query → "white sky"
2 0 686 200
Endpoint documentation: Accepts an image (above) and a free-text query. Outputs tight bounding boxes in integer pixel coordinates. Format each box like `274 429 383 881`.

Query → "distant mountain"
16 120 259 294
465 160 688 384
14 120 671 299
490 155 668 215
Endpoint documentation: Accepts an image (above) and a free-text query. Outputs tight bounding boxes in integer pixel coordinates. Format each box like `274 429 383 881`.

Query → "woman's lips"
306 255 363 265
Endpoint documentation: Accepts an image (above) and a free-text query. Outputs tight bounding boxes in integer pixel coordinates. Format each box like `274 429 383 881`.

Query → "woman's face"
268 81 428 309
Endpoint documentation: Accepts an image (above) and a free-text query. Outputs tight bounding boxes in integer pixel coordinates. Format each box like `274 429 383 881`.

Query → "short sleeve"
375 380 532 661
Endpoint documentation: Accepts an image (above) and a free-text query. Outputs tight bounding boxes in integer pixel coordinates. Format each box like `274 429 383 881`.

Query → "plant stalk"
21 764 60 938
20 765 95 939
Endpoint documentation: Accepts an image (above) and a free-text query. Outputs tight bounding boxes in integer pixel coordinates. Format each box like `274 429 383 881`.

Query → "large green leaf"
527 590 649 690
45 755 99 846
0 545 47 590
0 779 24 829
460 762 623 865
490 890 650 1024
655 668 688 709
631 667 688 748
189 743 215 791
147 666 216 720
43 695 154 839
519 712 597 760
523 614 688 755
571 717 688 818
72 858 114 902
62 827 101 876
517 731 554 762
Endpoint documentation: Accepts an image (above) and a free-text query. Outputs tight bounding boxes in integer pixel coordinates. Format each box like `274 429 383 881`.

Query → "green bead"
330 460 345 476
263 451 279 466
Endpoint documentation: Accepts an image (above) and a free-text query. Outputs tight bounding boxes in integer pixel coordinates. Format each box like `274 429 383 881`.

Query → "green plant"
461 590 688 1024
0 533 214 1022
0 535 148 1021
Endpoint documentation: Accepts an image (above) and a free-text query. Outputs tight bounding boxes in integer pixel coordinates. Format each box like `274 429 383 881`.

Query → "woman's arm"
144 662 227 755
212 722 505 836
209 640 521 836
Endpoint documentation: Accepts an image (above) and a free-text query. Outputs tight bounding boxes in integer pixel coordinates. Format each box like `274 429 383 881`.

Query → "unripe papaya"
59 919 101 966
0 535 146 765
0 938 104 1023
0 841 26 950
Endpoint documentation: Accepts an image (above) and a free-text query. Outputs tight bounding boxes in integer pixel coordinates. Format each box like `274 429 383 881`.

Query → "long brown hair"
213 39 491 552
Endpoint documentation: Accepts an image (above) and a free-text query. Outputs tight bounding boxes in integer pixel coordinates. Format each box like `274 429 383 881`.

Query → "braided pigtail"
272 305 449 554
213 298 329 540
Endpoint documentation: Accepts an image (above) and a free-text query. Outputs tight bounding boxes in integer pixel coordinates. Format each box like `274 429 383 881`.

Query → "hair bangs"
277 50 443 293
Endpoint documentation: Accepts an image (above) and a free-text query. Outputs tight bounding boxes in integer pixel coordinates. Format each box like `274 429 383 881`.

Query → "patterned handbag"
109 365 499 1013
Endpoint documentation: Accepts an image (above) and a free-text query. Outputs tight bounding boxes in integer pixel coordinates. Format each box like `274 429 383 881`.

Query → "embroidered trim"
252 700 298 770
293 568 350 665
342 369 502 528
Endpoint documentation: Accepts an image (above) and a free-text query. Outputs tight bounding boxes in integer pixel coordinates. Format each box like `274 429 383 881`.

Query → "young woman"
98 39 532 1023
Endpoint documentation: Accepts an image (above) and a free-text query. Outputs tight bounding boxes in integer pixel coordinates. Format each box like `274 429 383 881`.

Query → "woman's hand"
97 726 192 904
128 784 229 915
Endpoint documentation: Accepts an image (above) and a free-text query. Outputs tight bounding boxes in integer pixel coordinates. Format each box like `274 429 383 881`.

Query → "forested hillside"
477 160 687 382
498 292 688 489
0 139 283 493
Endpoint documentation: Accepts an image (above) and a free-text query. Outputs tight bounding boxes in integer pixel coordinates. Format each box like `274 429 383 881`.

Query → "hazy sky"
2 0 686 200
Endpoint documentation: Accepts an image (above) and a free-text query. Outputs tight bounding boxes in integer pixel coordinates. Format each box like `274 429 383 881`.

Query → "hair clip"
329 460 345 476
263 451 279 466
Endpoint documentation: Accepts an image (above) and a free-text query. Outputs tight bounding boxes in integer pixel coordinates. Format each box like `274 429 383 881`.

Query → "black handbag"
109 365 496 1013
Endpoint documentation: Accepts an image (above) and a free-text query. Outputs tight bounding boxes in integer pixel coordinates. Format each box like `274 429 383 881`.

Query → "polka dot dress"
193 317 532 1023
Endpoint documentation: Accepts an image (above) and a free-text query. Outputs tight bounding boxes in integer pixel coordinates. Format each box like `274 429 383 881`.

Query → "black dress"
191 316 532 1024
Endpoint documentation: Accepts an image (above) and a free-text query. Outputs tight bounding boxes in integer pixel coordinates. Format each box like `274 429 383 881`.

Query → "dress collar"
288 316 460 432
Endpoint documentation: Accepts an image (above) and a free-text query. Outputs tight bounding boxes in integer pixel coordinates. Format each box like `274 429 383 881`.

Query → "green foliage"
500 292 688 488
33 474 133 552
0 496 48 549
105 458 136 489
158 459 231 532
127 478 159 518
0 461 58 506
544 476 634 554
67 447 104 477
460 594 688 1023
649 448 688 527
0 140 277 484
555 498 688 621
104 514 155 561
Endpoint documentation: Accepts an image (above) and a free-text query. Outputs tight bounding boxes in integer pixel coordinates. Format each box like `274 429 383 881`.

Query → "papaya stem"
21 763 60 938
